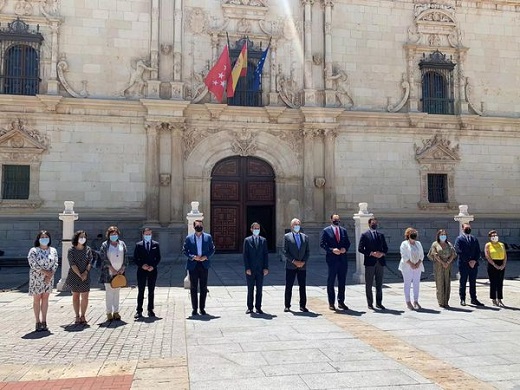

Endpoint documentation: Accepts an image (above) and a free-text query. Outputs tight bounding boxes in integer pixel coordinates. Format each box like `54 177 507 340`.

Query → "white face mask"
491 236 499 243
78 237 87 245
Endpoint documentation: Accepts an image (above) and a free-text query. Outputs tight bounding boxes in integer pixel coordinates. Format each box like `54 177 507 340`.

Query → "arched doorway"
211 156 275 253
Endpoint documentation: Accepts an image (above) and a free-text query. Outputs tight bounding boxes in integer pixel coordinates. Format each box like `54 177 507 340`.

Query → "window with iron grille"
2 165 30 199
427 173 448 203
419 51 455 115
0 18 43 96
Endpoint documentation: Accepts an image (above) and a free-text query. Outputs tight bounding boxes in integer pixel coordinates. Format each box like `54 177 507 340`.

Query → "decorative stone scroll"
57 58 88 98
387 73 410 112
464 77 483 116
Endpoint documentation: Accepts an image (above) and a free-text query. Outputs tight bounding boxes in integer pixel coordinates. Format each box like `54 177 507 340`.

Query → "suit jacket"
183 232 215 270
454 234 480 268
243 235 269 273
283 232 310 270
133 240 161 269
320 225 351 265
358 230 388 266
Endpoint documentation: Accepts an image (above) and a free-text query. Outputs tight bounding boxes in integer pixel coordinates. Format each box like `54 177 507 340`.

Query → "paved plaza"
0 255 519 389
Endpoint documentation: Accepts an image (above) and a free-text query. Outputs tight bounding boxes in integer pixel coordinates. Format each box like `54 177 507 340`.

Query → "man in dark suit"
454 223 484 306
358 218 388 310
243 222 269 314
133 227 161 318
320 214 351 311
283 218 310 312
183 220 215 316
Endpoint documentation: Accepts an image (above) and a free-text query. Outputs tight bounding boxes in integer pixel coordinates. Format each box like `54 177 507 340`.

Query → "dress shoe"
471 299 484 306
284 307 290 312
148 310 156 317
460 300 466 306
191 310 198 316
113 312 121 321
246 309 253 314
376 304 386 310
40 322 48 331
329 305 336 311
134 312 143 319
367 304 375 310
200 309 207 315
106 313 113 321
337 303 349 310
300 307 309 312
256 309 265 314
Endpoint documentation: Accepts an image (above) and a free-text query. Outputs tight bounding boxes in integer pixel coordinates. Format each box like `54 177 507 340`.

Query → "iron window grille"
0 18 43 96
1 165 30 199
419 51 455 115
427 173 448 203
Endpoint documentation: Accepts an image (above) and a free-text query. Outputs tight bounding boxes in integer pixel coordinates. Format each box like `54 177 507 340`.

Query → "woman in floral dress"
28 230 59 332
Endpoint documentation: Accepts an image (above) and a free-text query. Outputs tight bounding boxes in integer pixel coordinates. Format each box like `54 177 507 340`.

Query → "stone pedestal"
170 81 184 100
353 203 373 284
184 201 204 289
47 79 59 95
303 89 317 106
453 204 474 232
147 80 161 99
57 201 79 291
268 92 280 106
325 90 337 107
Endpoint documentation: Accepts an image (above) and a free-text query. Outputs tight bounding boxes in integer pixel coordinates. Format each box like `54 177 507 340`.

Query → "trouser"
327 259 348 305
434 262 451 306
285 268 307 308
459 264 478 301
189 263 208 311
136 268 158 312
246 271 264 310
488 260 505 300
401 266 422 302
365 261 384 306
104 283 121 313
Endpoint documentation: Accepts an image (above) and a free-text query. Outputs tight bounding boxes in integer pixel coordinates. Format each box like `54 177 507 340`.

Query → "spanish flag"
226 41 247 98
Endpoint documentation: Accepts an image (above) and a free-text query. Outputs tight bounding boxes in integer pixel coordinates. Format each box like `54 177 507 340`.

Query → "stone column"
170 124 185 222
57 201 78 291
147 0 161 98
303 128 316 222
302 0 317 106
323 0 333 90
453 204 474 232
406 49 418 112
457 52 469 115
353 203 373 284
185 201 203 288
170 0 184 99
145 124 160 223
323 128 337 218
268 42 278 105
47 21 60 95
159 125 172 226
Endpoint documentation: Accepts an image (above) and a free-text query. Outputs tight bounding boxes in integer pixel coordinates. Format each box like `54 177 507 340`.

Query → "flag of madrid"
204 46 231 103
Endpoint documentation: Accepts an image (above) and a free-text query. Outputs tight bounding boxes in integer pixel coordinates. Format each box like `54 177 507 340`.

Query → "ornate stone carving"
387 73 410 113
182 127 221 159
415 133 460 162
231 128 257 156
160 44 172 55
236 18 252 33
0 119 48 166
189 69 209 103
414 3 455 20
276 67 300 109
159 173 171 186
273 129 303 159
0 0 5 12
314 177 326 188
57 58 89 98
222 0 267 5
326 68 354 109
15 0 33 16
120 59 156 98
186 7 208 34
39 0 60 18
464 77 483 116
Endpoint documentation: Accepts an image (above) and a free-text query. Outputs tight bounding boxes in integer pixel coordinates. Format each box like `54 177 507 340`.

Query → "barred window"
427 174 448 203
419 51 455 115
2 165 30 200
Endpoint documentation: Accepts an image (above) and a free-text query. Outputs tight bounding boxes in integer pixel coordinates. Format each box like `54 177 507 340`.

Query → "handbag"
110 274 127 288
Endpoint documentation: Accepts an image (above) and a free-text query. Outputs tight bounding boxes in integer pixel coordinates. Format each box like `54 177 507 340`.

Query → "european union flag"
252 44 270 92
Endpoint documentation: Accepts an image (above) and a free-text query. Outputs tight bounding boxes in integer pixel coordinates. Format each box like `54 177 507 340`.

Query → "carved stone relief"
120 59 157 98
40 0 60 18
186 8 208 34
230 128 257 156
326 67 354 109
387 73 410 113
57 57 89 98
15 0 33 16
276 67 301 108
182 127 221 160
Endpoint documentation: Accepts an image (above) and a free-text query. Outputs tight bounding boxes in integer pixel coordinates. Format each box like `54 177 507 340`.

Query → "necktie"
295 233 301 249
146 242 150 252
335 227 340 243
254 237 258 247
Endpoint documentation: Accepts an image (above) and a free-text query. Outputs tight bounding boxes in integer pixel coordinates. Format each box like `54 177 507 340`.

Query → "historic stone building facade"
0 0 519 258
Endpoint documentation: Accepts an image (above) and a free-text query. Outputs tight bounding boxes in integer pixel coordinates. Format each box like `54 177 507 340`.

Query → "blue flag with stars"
252 44 270 92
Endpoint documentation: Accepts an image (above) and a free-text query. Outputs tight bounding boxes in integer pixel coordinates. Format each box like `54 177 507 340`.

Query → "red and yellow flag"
226 42 247 98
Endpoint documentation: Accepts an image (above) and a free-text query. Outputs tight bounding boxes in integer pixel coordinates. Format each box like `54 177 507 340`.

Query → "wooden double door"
211 156 276 253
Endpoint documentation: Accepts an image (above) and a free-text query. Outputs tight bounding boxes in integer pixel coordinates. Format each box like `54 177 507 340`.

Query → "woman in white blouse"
399 227 425 310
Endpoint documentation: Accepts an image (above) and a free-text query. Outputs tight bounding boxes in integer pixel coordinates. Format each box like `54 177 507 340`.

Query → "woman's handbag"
110 274 127 288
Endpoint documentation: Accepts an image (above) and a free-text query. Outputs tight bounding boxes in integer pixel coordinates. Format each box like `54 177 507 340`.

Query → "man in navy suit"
183 220 215 316
243 222 269 314
283 218 310 312
133 227 161 318
454 223 484 306
358 218 388 310
320 214 351 311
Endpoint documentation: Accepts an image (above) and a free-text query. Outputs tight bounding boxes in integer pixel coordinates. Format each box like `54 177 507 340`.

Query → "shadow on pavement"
97 320 128 328
502 305 520 311
61 324 91 332
376 308 404 315
250 312 277 320
187 314 221 321
416 307 441 314
334 309 365 317
445 306 473 313
291 311 322 318
21 330 52 339
135 316 162 324
471 305 500 311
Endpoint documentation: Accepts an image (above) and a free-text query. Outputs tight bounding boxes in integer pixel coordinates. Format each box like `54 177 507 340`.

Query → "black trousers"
136 268 158 312
246 271 264 310
189 263 208 311
327 259 348 306
459 264 478 301
285 268 307 308
365 262 384 306
487 260 505 300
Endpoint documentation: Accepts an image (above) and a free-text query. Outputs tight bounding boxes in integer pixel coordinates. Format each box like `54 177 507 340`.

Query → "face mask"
252 229 260 236
78 237 87 245
194 225 203 233
463 227 471 234
143 235 152 242
410 233 417 240
439 235 447 242
332 220 340 226
491 236 499 243
39 237 50 246
370 224 378 230
109 235 119 242
293 225 301 233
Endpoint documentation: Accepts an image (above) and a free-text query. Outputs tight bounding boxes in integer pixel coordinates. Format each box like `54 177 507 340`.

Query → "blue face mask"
39 237 50 246
109 235 119 242
252 229 260 236
439 235 447 242
293 225 301 233
143 235 152 242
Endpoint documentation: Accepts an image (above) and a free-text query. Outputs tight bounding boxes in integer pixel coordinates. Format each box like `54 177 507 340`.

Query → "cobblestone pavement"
0 256 519 389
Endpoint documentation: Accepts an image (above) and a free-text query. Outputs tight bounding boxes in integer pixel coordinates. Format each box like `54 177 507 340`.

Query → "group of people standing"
27 217 508 331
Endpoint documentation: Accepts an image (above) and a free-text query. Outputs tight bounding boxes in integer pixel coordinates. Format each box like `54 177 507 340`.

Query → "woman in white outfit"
399 227 424 310
99 226 128 322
